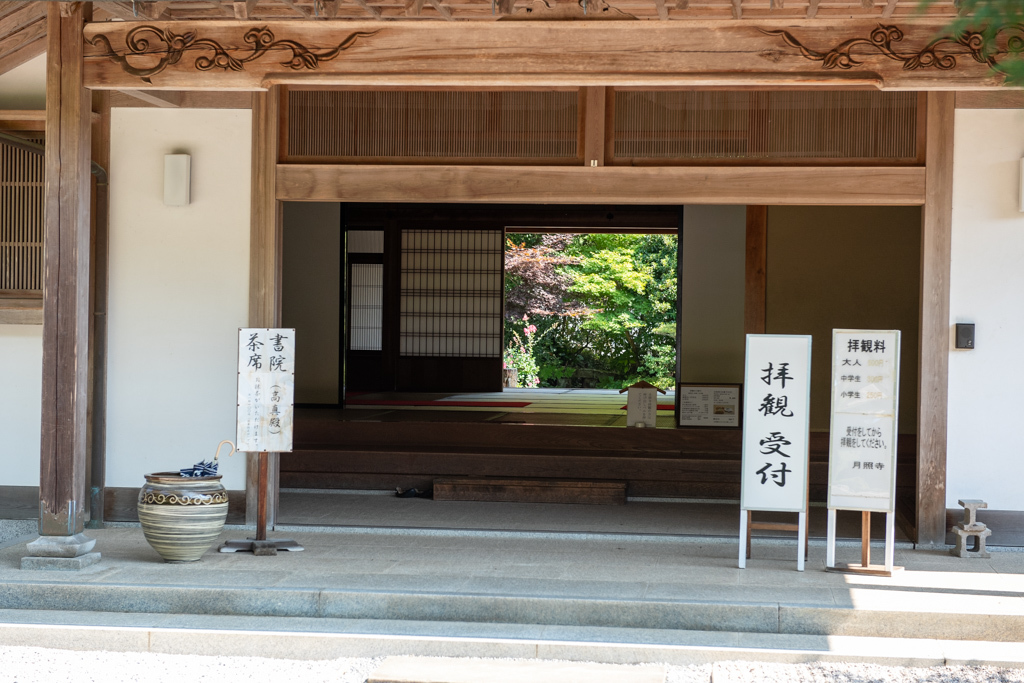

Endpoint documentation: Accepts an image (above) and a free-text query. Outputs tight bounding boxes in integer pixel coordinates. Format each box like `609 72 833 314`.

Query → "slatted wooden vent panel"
614 91 918 162
0 134 44 295
287 90 579 162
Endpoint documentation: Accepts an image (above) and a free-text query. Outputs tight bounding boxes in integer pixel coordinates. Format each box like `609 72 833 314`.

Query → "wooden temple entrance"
278 198 921 520
14 0 1005 551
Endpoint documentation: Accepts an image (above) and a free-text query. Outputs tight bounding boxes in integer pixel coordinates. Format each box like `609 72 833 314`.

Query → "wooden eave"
0 2 47 75
82 0 960 23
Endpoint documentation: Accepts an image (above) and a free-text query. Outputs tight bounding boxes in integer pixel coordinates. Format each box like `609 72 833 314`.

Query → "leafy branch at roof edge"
919 0 1024 85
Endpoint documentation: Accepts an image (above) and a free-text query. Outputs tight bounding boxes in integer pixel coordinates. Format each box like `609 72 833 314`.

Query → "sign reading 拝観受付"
236 328 295 453
828 330 900 513
740 335 812 514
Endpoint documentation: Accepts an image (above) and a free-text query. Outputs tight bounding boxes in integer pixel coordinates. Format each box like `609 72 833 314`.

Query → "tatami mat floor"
340 388 678 427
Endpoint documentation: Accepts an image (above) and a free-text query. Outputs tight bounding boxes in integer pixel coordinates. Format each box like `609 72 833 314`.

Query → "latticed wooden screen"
400 229 503 358
0 134 44 295
613 90 919 162
287 90 579 162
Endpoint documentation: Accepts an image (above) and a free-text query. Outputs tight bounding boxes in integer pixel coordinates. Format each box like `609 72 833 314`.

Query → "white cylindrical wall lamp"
1019 157 1024 213
164 153 191 206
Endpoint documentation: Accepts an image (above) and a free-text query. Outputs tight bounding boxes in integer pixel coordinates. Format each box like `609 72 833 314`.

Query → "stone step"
0 610 1023 669
0 581 1022 643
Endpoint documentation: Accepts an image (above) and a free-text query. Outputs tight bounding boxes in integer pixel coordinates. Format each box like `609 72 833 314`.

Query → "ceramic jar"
137 472 229 562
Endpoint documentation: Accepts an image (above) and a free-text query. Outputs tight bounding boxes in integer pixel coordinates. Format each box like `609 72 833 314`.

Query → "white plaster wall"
0 54 46 110
0 325 42 486
105 108 251 490
679 205 746 384
948 108 1024 511
282 202 341 404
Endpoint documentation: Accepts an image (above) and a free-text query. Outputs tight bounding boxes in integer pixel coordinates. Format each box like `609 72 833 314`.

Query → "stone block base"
21 552 101 571
951 526 991 558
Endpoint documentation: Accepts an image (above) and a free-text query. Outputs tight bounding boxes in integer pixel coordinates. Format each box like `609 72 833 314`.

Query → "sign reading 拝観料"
827 330 900 513
740 335 812 513
236 328 295 453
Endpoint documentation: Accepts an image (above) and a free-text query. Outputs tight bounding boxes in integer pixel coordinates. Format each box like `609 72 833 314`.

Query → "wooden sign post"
739 335 812 572
221 328 303 555
825 329 901 576
620 380 665 428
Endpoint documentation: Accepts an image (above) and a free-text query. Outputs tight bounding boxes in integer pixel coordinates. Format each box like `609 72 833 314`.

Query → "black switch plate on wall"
955 323 975 349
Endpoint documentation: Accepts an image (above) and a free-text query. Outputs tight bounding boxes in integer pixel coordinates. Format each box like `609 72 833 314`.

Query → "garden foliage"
504 233 677 390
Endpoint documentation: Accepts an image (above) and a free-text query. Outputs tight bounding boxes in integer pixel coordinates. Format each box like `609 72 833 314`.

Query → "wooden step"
432 477 626 505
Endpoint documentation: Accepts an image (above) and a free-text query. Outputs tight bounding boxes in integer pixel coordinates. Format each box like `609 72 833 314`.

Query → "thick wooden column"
916 92 954 546
37 2 93 539
744 205 768 335
246 87 282 527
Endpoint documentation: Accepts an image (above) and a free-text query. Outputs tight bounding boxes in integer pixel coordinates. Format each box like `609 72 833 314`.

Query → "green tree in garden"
504 233 677 390
561 234 677 388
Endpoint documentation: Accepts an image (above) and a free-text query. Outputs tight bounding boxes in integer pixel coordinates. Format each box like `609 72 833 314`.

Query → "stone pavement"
0 519 1022 668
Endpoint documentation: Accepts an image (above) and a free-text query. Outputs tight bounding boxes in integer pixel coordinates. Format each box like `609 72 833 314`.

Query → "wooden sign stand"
741 482 810 571
222 328 302 556
220 451 303 555
738 334 813 573
825 508 901 577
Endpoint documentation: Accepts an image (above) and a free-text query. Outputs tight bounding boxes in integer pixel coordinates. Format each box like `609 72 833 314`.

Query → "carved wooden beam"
82 19 1013 91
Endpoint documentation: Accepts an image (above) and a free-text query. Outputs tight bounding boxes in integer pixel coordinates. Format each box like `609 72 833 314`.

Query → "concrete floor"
1 516 1023 667
275 492 910 542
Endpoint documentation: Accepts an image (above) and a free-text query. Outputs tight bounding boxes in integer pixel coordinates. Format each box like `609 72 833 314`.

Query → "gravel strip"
0 648 1022 682
705 662 1024 683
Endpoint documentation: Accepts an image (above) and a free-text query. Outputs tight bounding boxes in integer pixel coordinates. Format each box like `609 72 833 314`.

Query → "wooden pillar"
37 2 93 540
247 87 282 528
744 205 767 335
916 92 954 546
582 87 607 167
87 90 111 528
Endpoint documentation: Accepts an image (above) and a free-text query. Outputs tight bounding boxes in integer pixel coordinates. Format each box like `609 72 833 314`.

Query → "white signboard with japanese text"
236 328 295 453
740 335 812 513
827 330 900 513
625 385 659 427
677 384 741 428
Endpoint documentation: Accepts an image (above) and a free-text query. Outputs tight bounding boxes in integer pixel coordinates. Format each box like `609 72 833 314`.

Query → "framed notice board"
676 383 742 428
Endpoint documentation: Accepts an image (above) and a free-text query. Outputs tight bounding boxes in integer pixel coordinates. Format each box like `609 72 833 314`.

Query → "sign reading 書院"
236 328 295 453
827 330 900 513
740 335 812 513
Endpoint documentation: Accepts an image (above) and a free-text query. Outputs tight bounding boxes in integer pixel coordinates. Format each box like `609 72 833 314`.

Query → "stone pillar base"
21 553 101 571
21 533 100 570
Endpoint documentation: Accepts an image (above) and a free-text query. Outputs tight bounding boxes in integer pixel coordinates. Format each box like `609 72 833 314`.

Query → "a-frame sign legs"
22 3 99 570
826 509 902 577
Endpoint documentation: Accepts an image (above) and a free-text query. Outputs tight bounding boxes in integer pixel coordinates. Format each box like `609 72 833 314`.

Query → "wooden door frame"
254 93 951 546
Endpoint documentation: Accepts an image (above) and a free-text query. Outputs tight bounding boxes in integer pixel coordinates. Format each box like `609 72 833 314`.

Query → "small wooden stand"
220 451 303 555
825 509 901 576
739 480 809 572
